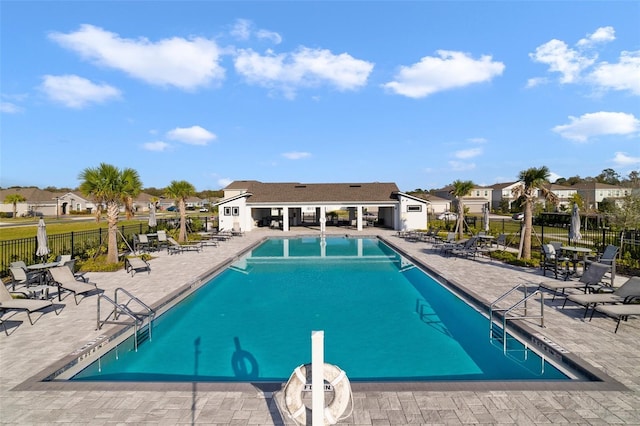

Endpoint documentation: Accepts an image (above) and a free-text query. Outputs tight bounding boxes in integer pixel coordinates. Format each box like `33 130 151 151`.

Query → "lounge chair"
156 230 170 251
450 237 479 259
590 299 640 333
55 254 72 265
564 276 640 317
48 266 100 305
0 282 53 325
61 259 89 282
167 236 201 254
125 256 151 276
135 234 152 253
433 232 455 252
538 262 610 300
585 244 618 284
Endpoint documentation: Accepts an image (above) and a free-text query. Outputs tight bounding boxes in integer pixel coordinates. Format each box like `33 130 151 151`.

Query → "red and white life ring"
283 363 352 425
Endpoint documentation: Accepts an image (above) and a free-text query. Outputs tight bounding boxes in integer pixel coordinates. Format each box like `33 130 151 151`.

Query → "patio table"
560 246 594 276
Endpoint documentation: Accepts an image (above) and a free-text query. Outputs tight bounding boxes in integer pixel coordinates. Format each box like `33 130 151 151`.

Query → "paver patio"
1 228 639 425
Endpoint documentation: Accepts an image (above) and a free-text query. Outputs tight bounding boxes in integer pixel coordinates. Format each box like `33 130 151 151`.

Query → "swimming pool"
68 236 579 383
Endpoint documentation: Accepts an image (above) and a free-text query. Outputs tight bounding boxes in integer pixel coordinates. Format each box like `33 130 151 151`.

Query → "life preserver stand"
283 363 353 425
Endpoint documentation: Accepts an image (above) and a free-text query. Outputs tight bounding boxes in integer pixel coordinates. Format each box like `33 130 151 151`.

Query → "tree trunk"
106 201 120 264
178 199 187 242
521 199 533 260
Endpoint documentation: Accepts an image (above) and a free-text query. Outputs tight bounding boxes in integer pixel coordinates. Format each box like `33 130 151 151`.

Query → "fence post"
71 231 75 259
541 223 545 244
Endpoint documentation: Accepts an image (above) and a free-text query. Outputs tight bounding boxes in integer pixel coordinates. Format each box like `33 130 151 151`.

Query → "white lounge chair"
0 282 53 326
125 257 151 277
48 266 100 305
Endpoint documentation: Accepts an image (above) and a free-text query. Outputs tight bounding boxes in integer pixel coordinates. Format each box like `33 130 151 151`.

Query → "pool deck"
1 228 639 425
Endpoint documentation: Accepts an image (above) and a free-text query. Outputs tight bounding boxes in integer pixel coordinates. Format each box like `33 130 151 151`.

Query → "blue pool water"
73 237 571 382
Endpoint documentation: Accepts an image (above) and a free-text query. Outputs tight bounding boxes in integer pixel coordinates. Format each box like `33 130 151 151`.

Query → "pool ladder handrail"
489 284 545 352
96 289 155 351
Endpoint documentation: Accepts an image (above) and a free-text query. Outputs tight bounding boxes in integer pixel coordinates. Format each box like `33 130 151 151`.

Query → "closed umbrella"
36 218 49 260
569 203 582 244
148 203 157 229
483 205 490 232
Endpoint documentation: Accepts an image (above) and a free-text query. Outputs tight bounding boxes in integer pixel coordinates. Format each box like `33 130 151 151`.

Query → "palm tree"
449 180 475 239
79 163 143 264
512 166 558 260
121 168 143 220
165 180 196 242
4 193 26 218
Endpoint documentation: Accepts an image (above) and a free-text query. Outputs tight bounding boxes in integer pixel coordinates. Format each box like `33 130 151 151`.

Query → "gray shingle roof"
224 181 400 203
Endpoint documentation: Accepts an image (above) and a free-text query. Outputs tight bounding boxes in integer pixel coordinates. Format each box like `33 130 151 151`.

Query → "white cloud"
448 161 476 171
589 50 640 95
0 102 23 113
529 26 639 96
467 137 487 144
282 151 311 160
612 152 640 167
256 29 282 45
143 141 170 152
230 19 252 41
49 24 225 90
552 111 640 142
382 50 505 98
548 171 563 183
218 178 232 188
454 148 483 159
166 125 217 145
234 47 373 98
577 26 615 48
529 39 595 84
40 74 121 108
231 19 281 44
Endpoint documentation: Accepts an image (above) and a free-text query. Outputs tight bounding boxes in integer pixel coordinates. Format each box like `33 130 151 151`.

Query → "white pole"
311 330 325 426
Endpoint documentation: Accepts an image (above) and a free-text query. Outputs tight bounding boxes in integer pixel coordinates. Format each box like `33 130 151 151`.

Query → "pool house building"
215 180 429 233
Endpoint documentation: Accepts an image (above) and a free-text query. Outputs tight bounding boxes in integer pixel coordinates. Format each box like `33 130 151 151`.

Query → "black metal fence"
1 217 215 278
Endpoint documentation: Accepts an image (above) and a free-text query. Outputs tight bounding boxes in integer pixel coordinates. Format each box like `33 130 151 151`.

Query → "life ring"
283 363 352 425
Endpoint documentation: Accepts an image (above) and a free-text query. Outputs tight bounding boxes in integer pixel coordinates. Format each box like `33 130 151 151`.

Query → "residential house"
434 185 493 213
215 181 429 232
572 182 632 210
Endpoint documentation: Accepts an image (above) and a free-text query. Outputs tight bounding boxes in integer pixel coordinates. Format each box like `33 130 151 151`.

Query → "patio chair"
590 297 640 333
541 244 570 280
9 267 42 290
585 244 618 285
61 259 89 282
564 276 640 317
433 232 455 252
55 254 72 265
124 256 151 277
135 234 152 253
0 282 54 326
167 236 201 255
538 262 610 301
450 237 479 259
48 266 100 305
156 230 170 251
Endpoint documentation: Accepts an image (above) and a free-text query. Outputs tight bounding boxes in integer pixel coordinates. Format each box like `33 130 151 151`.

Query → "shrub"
77 255 124 272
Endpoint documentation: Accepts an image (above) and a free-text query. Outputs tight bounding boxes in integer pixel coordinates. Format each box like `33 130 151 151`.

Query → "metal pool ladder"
97 288 155 351
489 283 545 352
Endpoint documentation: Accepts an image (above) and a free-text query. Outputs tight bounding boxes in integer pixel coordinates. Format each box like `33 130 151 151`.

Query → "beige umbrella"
36 218 49 260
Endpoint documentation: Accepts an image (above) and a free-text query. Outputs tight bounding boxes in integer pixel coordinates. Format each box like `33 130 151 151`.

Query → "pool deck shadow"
1 228 639 424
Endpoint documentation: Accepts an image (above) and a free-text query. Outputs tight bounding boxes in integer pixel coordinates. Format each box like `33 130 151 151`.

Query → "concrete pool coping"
2 228 639 424
13 234 626 394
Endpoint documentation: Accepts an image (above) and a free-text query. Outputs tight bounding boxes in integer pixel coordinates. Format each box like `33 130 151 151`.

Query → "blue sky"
1 1 639 192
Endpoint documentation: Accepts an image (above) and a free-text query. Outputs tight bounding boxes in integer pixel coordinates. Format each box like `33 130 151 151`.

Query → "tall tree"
79 163 143 264
121 168 143 220
3 193 26 218
449 180 475 239
512 166 558 260
165 180 196 242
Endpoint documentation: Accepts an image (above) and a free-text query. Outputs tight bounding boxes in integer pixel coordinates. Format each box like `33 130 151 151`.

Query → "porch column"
283 206 289 232
357 205 363 231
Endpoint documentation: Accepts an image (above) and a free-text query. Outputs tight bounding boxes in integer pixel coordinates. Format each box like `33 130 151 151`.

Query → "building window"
223 207 231 216
232 207 239 216
407 205 422 212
